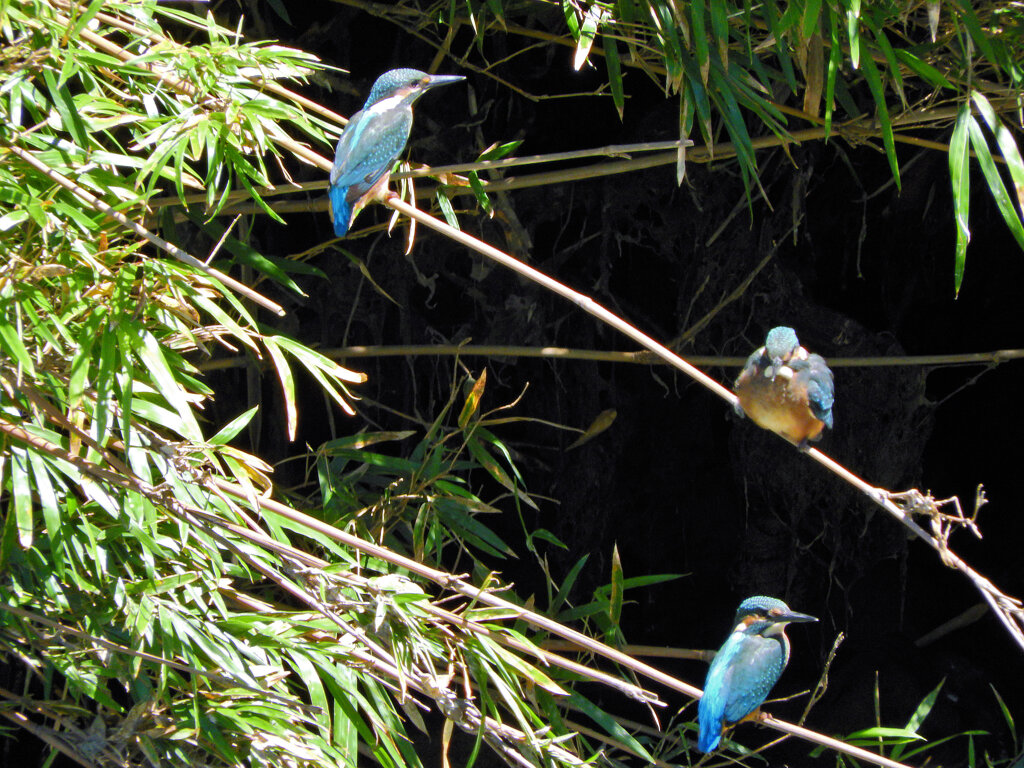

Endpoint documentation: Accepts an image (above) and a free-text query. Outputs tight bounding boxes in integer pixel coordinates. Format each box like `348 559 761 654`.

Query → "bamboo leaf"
573 5 602 71
608 543 623 626
967 114 1024 252
860 54 900 190
458 369 487 428
949 102 971 295
690 0 711 85
603 34 625 120
9 446 35 549
847 0 862 69
263 336 298 441
135 331 203 442
971 91 1024 220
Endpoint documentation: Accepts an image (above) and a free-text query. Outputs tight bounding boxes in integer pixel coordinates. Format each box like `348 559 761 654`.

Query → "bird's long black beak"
423 74 466 90
779 610 818 624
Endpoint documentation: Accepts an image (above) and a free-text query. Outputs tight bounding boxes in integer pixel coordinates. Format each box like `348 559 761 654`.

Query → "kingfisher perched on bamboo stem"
697 595 818 753
329 68 465 237
734 326 834 448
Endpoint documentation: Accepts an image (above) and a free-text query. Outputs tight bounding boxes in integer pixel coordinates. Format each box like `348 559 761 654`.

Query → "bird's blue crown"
735 595 792 621
764 327 800 360
364 68 431 107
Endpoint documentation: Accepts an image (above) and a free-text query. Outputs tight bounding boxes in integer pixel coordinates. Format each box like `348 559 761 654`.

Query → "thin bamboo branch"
5 145 285 316
542 640 712 662
193 344 1024 374
387 196 737 401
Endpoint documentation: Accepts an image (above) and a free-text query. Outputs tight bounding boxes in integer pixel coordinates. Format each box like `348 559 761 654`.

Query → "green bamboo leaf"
824 10 842 136
134 331 203 442
967 115 1024 252
679 52 712 146
27 452 63 575
437 500 514 558
573 5 602 71
551 554 589 615
42 69 89 147
458 369 486 428
847 0 862 69
691 0 711 84
68 0 108 40
709 0 729 66
480 635 567 695
949 103 972 296
465 436 538 510
763 0 798 92
971 91 1024 217
209 407 259 446
191 214 305 295
608 543 623 625
893 48 952 89
647 1 684 86
263 336 297 441
954 0 999 70
869 19 905 108
286 650 331 740
892 679 945 760
802 0 822 38
991 686 1015 740
467 171 492 215
845 726 925 743
905 678 944 732
561 0 580 37
565 690 656 762
860 54 900 190
0 320 37 376
477 140 523 162
603 34 625 120
9 446 34 549
436 187 460 230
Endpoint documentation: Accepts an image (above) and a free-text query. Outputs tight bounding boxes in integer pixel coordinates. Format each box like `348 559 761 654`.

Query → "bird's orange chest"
736 368 824 444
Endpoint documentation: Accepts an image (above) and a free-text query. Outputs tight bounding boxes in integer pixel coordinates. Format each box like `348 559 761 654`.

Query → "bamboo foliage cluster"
0 2 671 766
567 0 1024 293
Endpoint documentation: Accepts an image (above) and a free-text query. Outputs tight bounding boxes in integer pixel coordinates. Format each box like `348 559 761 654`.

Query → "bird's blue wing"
699 632 760 751
329 106 413 235
717 636 786 724
331 107 413 190
795 355 834 428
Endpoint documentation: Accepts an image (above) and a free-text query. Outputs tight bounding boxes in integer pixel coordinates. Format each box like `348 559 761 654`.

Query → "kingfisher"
734 326 834 448
329 68 465 237
697 595 818 753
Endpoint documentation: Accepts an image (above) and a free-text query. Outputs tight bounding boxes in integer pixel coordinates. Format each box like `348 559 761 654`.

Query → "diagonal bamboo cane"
380 195 1024 654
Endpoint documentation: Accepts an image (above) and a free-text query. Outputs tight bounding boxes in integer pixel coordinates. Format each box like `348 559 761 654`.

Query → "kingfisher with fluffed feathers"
329 68 465 237
734 326 834 448
697 595 818 753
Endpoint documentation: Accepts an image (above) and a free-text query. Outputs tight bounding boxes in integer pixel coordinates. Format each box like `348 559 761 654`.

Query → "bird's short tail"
329 184 353 237
697 701 723 753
